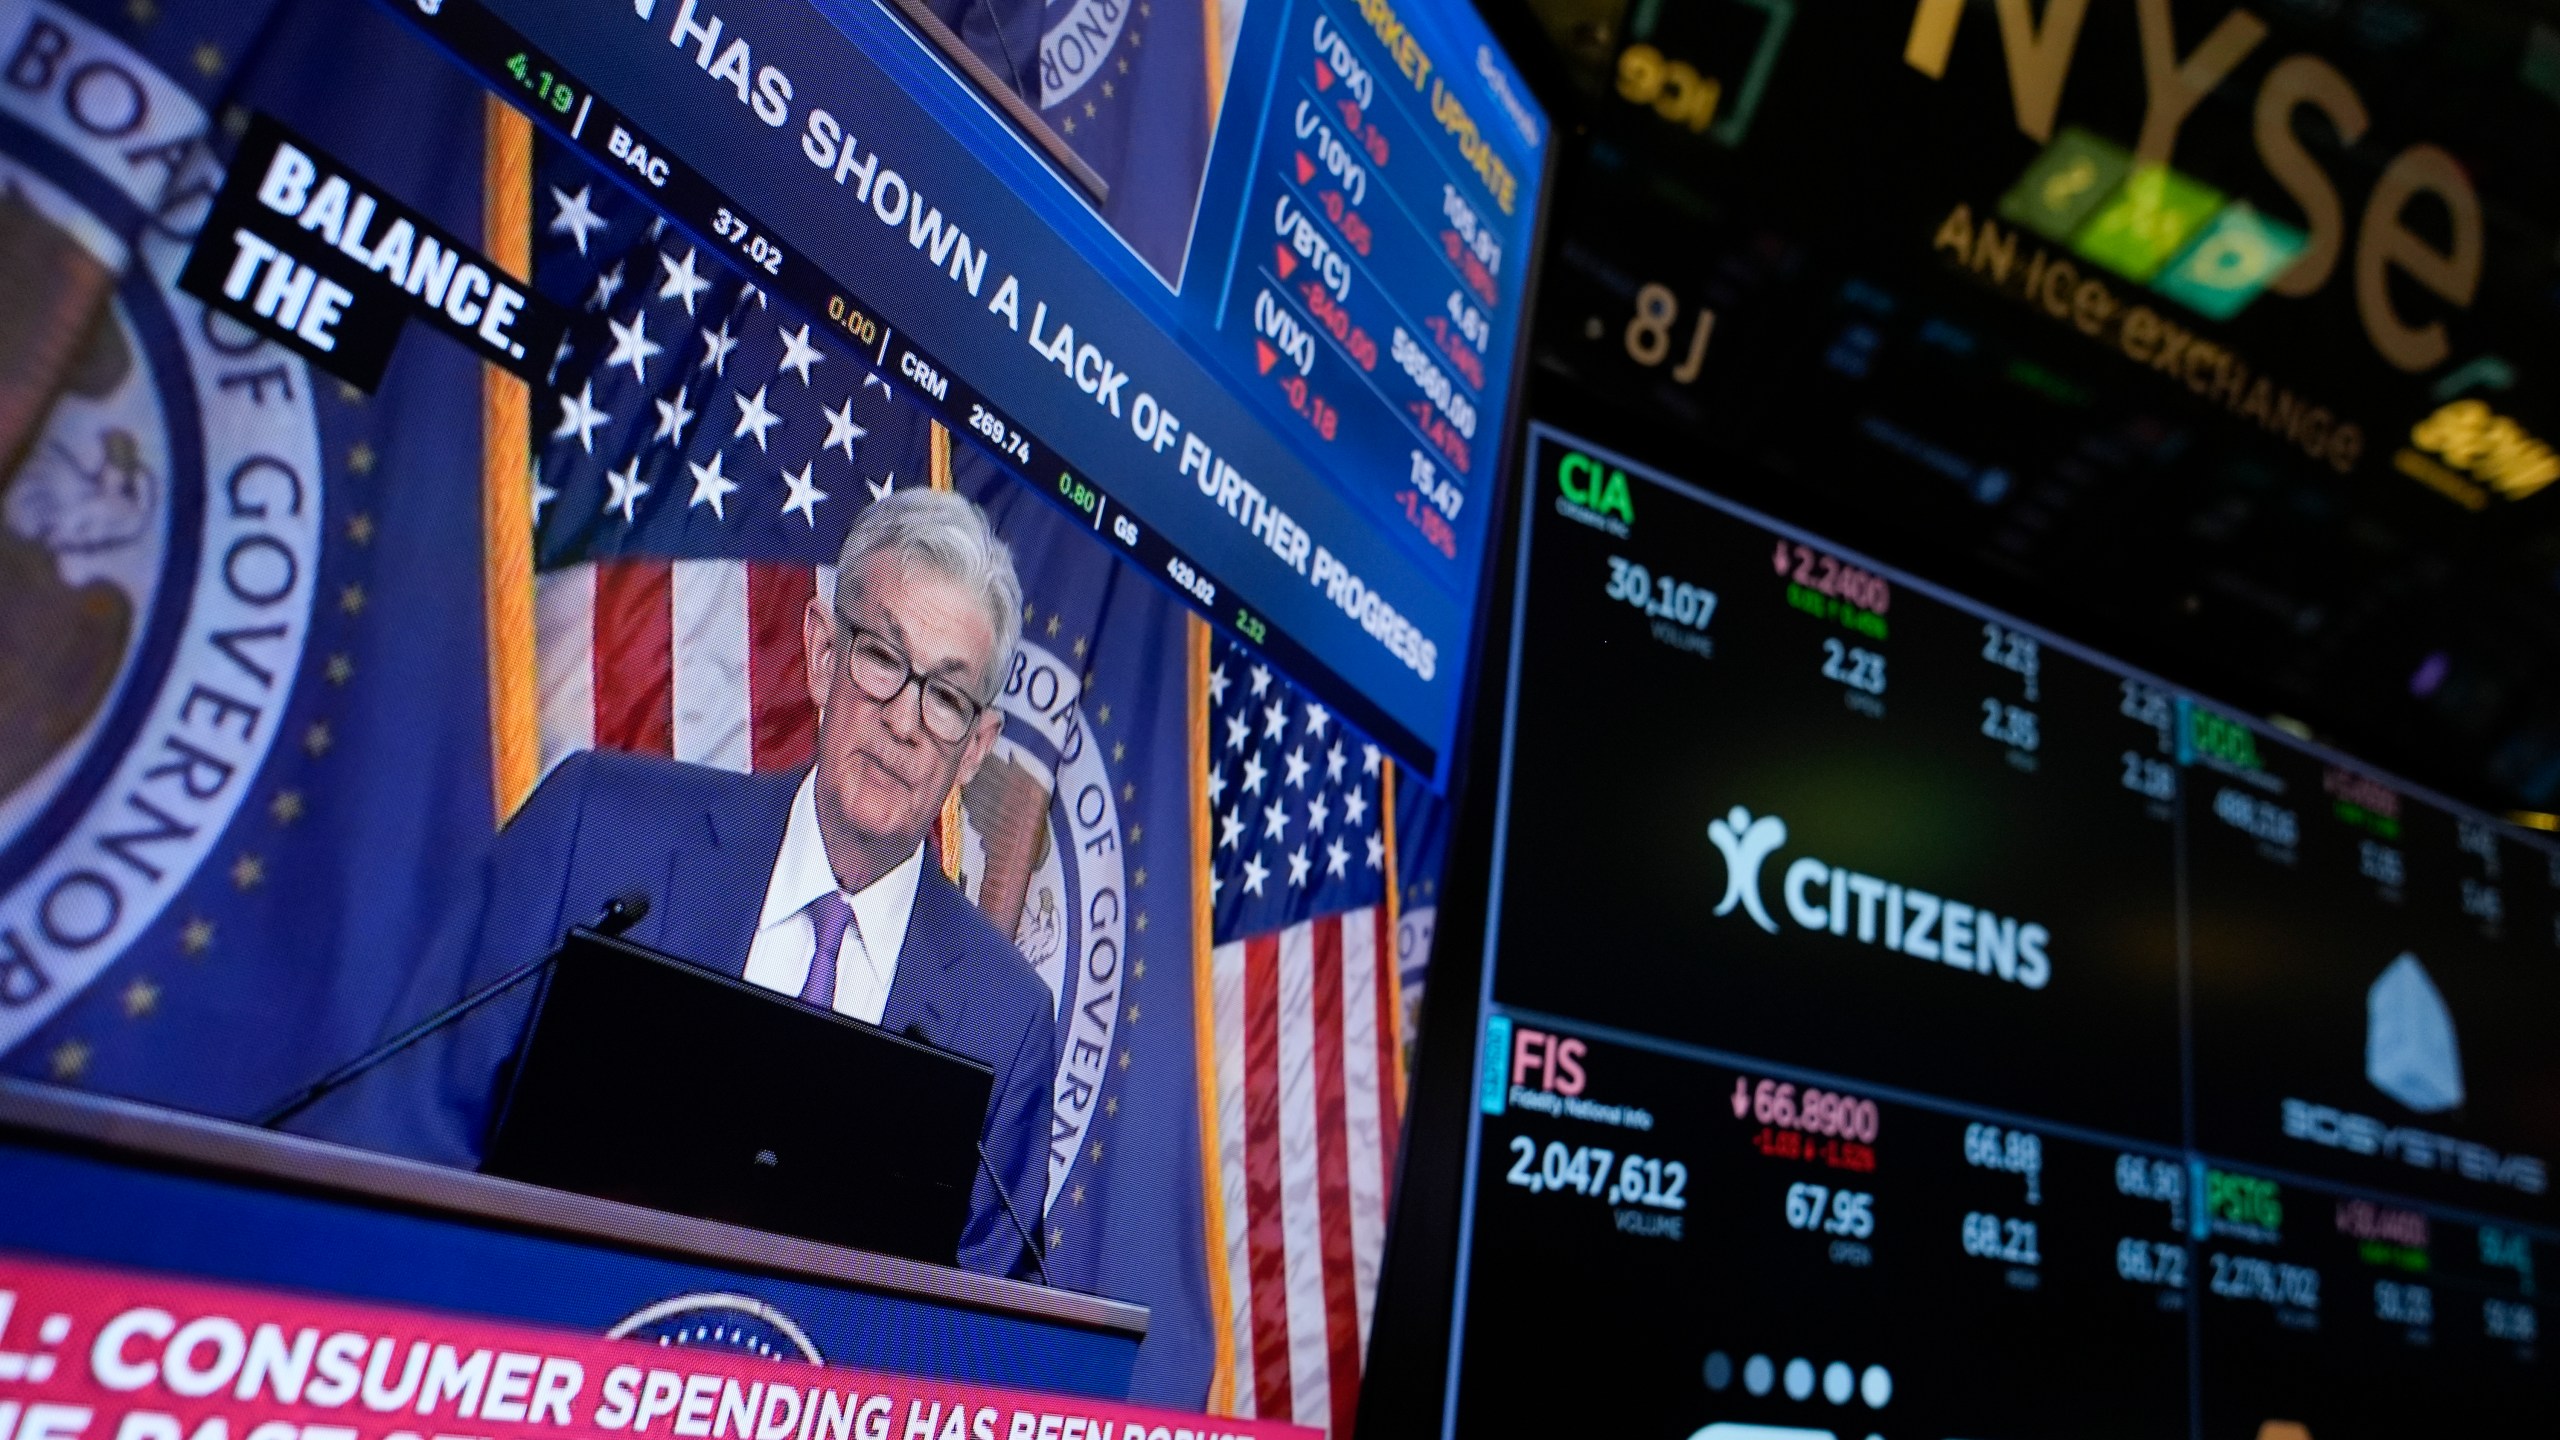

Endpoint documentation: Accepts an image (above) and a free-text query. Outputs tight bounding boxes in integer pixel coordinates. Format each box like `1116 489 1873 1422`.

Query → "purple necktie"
800 891 855 1008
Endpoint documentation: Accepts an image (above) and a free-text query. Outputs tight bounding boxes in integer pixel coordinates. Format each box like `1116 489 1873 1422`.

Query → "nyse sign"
1903 0 2481 375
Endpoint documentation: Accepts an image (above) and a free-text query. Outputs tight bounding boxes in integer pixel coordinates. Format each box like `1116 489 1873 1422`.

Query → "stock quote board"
385 0 1544 780
1433 424 2560 1439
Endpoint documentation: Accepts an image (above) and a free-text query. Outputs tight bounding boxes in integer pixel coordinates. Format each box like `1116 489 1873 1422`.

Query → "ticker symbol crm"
2366 952 2464 1114
1709 806 1788 934
1705 804 2051 988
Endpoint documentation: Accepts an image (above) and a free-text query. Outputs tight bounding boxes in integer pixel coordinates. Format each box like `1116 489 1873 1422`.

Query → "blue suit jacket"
302 750 1056 1279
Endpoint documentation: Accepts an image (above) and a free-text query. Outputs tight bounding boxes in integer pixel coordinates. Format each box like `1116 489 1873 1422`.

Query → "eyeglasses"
833 612 987 746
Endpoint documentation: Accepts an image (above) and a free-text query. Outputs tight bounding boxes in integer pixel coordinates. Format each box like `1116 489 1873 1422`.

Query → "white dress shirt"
740 772 923 1023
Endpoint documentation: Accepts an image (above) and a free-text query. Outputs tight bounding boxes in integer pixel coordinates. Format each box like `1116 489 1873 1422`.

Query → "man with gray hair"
310 489 1056 1279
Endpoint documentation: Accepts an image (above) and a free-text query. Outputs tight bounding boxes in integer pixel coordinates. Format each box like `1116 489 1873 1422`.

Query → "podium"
0 1079 1147 1395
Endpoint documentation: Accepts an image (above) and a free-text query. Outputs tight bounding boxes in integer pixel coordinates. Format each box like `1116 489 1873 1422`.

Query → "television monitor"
0 0 1547 1427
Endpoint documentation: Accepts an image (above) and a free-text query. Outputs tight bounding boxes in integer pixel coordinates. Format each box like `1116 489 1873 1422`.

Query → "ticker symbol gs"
1706 806 2052 989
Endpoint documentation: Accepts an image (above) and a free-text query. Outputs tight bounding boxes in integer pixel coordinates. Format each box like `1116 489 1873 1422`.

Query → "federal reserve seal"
608 1293 823 1363
0 3 324 1051
958 634 1124 1215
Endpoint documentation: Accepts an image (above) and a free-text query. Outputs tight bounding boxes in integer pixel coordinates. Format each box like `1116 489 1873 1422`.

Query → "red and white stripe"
534 560 835 778
1212 907 1400 1438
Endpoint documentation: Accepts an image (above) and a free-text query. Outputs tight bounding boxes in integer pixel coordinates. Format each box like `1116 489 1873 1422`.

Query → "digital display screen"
1427 423 2559 1437
1 0 1533 1421
398 0 1547 778
1517 0 2560 800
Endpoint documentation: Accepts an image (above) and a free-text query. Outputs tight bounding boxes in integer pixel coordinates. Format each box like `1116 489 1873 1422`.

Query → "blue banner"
958 453 1213 1406
0 0 495 1110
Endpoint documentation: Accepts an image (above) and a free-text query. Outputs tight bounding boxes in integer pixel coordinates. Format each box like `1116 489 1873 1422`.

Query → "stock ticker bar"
1435 424 2560 1437
391 0 1548 782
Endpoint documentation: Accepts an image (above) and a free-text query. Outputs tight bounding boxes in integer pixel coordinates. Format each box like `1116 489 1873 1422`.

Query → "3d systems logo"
2281 951 2543 1197
1706 806 2051 989
2366 953 2464 1114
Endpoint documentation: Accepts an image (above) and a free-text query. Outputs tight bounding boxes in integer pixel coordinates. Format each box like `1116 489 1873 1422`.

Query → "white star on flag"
1262 698 1287 741
1207 663 1229 705
1305 703 1329 736
698 318 739 376
1241 852 1270 896
1308 792 1330 833
686 448 737 519
1219 809 1243 850
865 471 897 502
780 460 826 526
1344 786 1368 826
1249 664 1271 697
553 381 608 453
1262 798 1287 840
587 259 625 312
605 309 662 383
530 461 556 524
1324 837 1349 877
777 323 826 386
1225 712 1249 752
656 246 712 315
1365 832 1385 869
602 455 648 524
548 184 607 255
1283 747 1309 789
819 395 868 461
1287 846 1311 887
732 384 783 451
1240 751 1266 793
1362 744 1382 777
652 387 697 445
1208 766 1227 803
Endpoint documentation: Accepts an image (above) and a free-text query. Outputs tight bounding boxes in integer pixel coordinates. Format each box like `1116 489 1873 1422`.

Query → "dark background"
1364 5 2560 1429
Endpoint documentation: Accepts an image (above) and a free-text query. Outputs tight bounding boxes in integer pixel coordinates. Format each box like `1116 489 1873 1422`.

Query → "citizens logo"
1705 805 2052 990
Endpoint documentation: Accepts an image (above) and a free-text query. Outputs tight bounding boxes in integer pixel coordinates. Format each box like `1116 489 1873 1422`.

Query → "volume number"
2213 787 2298 847
1504 1135 1688 1211
2209 1253 2319 1309
1605 556 1716 629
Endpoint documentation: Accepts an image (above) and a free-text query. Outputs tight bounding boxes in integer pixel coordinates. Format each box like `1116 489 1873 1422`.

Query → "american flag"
1205 640 1402 1438
524 140 929 778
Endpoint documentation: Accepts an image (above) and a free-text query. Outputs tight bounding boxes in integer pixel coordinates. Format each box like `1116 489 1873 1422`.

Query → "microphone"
596 889 650 937
908 1021 1050 1287
255 892 648 1129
